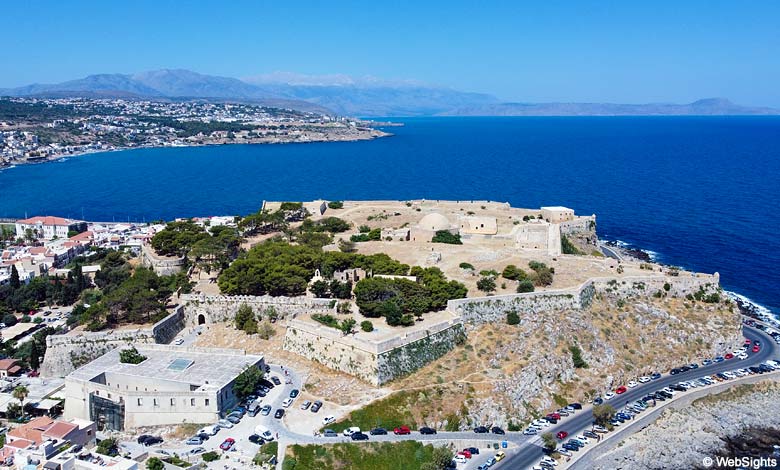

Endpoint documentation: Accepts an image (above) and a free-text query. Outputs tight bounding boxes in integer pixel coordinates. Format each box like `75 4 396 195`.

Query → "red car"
556 431 569 440
219 438 235 451
752 345 760 353
724 353 734 360
393 426 411 435
459 450 472 459
547 413 561 420
744 339 752 345
615 386 627 394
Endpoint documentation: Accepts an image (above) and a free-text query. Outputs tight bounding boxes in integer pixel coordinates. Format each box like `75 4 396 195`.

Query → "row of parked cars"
522 403 583 435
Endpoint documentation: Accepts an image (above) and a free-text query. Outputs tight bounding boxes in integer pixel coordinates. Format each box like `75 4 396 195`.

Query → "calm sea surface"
1 117 778 313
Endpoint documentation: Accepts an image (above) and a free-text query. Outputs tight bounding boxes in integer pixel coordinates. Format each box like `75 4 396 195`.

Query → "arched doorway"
197 314 206 325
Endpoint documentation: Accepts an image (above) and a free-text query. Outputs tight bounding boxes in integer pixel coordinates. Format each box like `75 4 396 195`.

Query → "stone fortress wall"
140 242 185 276
41 306 185 378
179 293 335 327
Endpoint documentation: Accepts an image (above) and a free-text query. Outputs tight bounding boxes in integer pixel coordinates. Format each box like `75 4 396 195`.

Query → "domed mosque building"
410 212 459 242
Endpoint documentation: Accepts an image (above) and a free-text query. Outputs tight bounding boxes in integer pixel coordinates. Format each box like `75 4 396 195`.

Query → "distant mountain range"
2 69 777 117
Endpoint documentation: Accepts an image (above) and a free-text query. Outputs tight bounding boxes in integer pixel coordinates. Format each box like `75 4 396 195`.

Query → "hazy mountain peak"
242 71 429 88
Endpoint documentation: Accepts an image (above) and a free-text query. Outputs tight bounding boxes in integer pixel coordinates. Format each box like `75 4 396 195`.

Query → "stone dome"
418 213 451 231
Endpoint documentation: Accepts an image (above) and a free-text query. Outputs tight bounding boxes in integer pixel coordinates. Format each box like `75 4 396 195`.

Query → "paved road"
500 324 780 469
598 243 622 261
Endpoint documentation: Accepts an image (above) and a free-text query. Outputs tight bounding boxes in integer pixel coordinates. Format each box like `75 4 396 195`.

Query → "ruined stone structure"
179 293 334 327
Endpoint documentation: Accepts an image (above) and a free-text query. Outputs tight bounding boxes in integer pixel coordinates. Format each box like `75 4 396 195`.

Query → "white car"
322 415 336 426
737 352 748 360
342 426 360 436
604 392 616 400
627 380 638 388
638 376 651 383
576 435 589 443
174 338 184 345
198 425 219 436
282 397 293 408
541 456 558 466
454 455 467 464
662 387 676 395
217 419 233 429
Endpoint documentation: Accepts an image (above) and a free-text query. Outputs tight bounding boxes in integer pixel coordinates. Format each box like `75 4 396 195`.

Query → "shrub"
561 234 583 255
569 345 588 368
501 264 527 281
516 280 535 293
431 230 462 244
506 311 520 325
360 320 374 332
328 201 344 209
459 262 475 270
202 451 220 462
476 277 496 293
119 347 146 364
146 457 164 470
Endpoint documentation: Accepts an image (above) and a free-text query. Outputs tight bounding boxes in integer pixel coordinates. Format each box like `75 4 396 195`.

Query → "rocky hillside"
386 292 741 430
587 380 780 469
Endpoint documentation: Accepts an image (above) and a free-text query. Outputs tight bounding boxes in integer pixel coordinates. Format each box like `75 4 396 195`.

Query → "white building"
15 216 86 241
64 345 265 430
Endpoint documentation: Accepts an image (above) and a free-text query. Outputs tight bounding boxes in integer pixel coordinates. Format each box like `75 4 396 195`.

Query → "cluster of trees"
142 117 256 137
309 279 352 299
0 265 88 314
218 239 409 297
350 226 381 242
76 265 191 331
501 264 535 293
569 345 589 368
150 221 241 274
528 261 554 286
300 217 350 234
119 347 147 364
431 230 462 244
233 365 265 399
353 267 467 326
234 304 275 338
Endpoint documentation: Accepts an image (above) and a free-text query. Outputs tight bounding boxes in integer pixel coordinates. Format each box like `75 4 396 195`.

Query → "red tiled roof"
0 359 19 371
43 421 77 439
69 231 93 242
29 247 47 255
16 216 72 226
6 438 33 449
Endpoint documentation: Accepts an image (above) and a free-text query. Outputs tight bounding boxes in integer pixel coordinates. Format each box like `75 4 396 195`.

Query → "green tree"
593 404 616 426
146 457 164 470
257 320 275 340
10 265 20 290
431 230 462 244
309 280 330 298
339 318 356 335
327 201 343 209
2 314 18 326
233 365 264 399
507 310 520 325
13 385 28 408
119 347 147 364
541 432 557 451
476 277 496 293
569 345 589 368
235 303 255 330
360 320 374 332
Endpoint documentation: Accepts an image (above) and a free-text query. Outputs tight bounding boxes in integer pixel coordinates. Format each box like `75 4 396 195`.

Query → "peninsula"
0 97 391 169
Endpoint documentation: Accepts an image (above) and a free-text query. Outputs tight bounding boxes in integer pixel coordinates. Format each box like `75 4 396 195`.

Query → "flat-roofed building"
63 345 264 430
459 216 498 235
540 206 575 224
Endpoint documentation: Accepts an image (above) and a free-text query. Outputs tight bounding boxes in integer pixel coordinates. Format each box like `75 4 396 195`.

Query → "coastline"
0 128 393 172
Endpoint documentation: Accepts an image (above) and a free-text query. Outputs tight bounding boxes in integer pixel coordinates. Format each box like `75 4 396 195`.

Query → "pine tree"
10 265 20 290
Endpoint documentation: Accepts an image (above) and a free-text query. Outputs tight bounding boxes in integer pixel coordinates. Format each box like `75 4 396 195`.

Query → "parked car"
219 438 235 451
300 400 312 410
556 431 569 440
323 429 338 437
393 426 411 435
495 451 506 461
217 419 234 429
260 405 272 416
248 434 263 444
604 392 616 400
137 435 153 444
351 432 369 441
271 376 282 385
141 436 163 446
724 353 734 360
322 415 336 425
474 426 489 433
592 397 604 405
419 426 437 435
311 401 323 413
174 338 184 345
615 386 627 394
198 425 220 436
189 447 206 455
196 432 210 441
370 428 388 435
569 402 582 410
651 373 662 380
523 428 538 435
491 426 505 435
274 409 285 419
627 380 638 388
186 436 202 445
282 398 293 408
465 447 480 455
343 427 361 437
226 415 241 424
753 345 760 353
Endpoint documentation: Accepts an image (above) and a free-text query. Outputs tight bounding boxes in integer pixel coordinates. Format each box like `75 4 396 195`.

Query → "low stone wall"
282 318 465 385
40 306 185 378
180 293 334 327
449 273 719 324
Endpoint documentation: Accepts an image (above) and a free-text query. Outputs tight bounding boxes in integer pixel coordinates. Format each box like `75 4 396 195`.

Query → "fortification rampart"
179 293 334 326
282 317 465 385
560 215 596 235
140 243 185 276
41 306 185 378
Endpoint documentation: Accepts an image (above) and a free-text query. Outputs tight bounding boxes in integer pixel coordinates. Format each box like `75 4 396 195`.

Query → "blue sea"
1 117 778 315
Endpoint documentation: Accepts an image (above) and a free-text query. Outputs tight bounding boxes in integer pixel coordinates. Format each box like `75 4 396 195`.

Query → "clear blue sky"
2 1 779 106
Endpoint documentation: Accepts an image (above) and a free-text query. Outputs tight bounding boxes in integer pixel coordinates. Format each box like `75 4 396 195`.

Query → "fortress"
41 200 723 386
